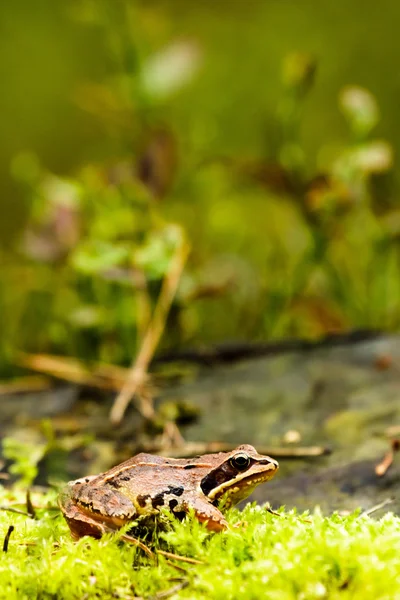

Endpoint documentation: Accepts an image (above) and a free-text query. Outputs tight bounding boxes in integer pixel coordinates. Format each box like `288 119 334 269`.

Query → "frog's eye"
230 453 251 470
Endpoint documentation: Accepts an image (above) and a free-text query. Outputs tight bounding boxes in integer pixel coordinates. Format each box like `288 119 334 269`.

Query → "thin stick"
265 506 283 517
110 234 190 425
163 561 190 574
375 439 400 477
157 549 204 565
18 541 38 547
17 353 127 391
0 376 51 395
260 445 331 458
2 526 14 552
153 580 189 599
360 498 394 517
136 441 330 459
120 533 154 558
26 490 36 519
0 506 32 517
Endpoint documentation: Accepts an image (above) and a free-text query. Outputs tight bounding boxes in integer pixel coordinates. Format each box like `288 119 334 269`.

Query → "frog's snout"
271 458 279 470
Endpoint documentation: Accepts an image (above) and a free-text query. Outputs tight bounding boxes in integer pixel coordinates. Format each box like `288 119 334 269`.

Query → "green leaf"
135 226 181 279
70 241 130 275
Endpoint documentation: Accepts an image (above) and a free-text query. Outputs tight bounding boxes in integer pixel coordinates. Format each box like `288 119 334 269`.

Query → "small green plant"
2 438 46 487
2 421 57 487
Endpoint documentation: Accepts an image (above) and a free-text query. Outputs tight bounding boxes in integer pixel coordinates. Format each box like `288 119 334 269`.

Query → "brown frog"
59 445 278 539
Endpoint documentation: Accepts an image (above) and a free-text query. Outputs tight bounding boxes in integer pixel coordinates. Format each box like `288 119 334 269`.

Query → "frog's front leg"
59 481 137 540
180 495 229 532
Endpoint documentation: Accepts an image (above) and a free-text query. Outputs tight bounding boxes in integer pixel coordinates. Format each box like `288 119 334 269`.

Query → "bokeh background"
2 0 400 377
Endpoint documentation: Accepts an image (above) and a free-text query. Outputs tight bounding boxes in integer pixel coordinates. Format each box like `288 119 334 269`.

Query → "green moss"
0 488 399 599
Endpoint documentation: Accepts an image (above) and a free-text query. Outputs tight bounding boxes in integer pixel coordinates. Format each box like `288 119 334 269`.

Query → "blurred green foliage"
1 0 400 376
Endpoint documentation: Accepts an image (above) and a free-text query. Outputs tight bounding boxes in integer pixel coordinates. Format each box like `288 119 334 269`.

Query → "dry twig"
110 234 190 425
0 376 51 395
26 490 36 519
375 439 400 477
120 533 154 558
157 549 204 565
360 497 394 517
135 440 330 459
0 506 32 517
152 579 189 599
18 353 128 391
2 526 14 552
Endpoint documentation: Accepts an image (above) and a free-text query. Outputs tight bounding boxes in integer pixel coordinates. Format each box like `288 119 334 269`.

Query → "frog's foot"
181 496 229 532
196 512 229 532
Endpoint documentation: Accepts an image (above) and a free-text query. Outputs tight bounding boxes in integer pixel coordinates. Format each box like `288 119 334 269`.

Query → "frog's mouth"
202 460 278 505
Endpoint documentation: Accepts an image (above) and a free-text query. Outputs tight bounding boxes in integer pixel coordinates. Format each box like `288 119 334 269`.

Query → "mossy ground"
0 488 399 599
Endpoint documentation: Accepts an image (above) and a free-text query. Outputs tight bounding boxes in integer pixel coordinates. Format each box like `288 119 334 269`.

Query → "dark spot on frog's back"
137 494 150 508
184 464 196 470
108 479 122 489
110 474 131 487
167 485 184 496
169 499 178 511
152 493 165 508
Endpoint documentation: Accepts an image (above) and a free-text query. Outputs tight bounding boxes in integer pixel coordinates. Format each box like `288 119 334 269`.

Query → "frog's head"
200 444 278 508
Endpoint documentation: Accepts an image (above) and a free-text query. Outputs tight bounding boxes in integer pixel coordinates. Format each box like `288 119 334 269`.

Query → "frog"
59 444 279 540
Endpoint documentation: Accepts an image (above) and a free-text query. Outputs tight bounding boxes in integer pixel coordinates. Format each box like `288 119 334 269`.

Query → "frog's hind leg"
60 482 137 540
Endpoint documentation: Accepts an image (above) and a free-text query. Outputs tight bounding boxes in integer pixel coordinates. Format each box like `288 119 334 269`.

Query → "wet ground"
1 332 399 514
